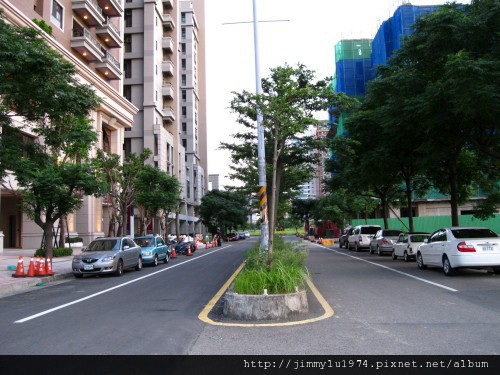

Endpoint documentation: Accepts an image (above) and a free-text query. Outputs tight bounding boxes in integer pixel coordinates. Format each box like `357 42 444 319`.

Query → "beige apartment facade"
0 0 138 250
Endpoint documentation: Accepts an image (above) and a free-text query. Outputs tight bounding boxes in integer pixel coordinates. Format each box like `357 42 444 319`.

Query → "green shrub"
32 18 52 35
233 236 308 295
34 247 73 257
65 237 83 243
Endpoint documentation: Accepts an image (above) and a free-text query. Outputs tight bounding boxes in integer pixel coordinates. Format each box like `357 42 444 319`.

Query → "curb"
0 271 74 299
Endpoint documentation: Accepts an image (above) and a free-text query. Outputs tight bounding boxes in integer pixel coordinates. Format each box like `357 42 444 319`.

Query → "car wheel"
74 273 83 278
403 251 410 262
115 260 124 276
369 246 374 254
354 243 359 252
377 246 382 256
153 255 158 267
492 267 500 274
135 257 142 271
416 252 427 270
339 241 343 249
442 256 456 276
164 253 170 264
391 250 397 260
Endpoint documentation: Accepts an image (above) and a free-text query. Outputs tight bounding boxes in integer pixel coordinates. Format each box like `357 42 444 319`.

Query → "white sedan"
392 232 429 262
416 227 500 276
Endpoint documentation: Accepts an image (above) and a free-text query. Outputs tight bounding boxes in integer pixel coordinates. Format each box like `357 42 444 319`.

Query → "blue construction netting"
371 5 438 79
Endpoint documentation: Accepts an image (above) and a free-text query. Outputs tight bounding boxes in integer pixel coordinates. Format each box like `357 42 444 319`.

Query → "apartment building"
0 0 138 250
123 0 207 236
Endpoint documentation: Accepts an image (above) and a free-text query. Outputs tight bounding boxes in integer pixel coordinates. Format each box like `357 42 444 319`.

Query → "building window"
181 59 186 69
181 43 186 53
124 138 131 157
181 27 186 38
124 34 132 52
182 139 187 148
182 122 186 132
181 74 186 85
51 0 63 29
182 107 187 117
181 12 186 23
125 9 132 27
182 90 186 101
124 59 131 78
123 85 132 101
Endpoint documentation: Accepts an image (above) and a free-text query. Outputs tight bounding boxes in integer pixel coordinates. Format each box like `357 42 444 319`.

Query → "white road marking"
317 244 458 292
14 246 230 323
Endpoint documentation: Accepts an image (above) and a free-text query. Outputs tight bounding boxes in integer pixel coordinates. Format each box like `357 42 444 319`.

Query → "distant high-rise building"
208 174 220 191
123 0 207 236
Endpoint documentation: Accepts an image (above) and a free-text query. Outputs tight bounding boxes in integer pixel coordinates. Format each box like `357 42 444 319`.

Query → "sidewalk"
0 248 79 299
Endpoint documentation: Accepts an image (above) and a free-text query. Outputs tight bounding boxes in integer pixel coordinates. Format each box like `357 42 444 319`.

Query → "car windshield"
361 227 380 235
86 239 120 251
410 234 429 242
451 228 498 239
135 238 153 247
383 230 401 237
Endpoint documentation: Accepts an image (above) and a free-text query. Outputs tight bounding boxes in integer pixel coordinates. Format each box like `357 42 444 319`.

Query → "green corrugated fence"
351 214 500 234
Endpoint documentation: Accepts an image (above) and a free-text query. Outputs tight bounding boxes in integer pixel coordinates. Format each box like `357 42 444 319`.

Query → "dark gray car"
72 237 142 278
369 229 402 255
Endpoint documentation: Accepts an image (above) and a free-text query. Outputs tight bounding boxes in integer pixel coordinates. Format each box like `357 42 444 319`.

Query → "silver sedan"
72 237 143 278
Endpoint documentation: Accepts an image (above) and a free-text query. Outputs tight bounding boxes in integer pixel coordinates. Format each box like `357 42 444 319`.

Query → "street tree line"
0 15 180 260
322 0 499 231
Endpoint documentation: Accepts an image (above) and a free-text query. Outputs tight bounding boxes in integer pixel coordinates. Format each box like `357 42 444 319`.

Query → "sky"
204 0 470 189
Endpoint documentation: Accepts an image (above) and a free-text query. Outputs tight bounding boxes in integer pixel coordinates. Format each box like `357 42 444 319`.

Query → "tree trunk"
59 215 67 248
449 166 460 226
404 175 415 232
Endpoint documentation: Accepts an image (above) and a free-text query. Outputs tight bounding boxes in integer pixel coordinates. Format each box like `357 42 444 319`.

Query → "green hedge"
34 247 73 257
65 237 83 243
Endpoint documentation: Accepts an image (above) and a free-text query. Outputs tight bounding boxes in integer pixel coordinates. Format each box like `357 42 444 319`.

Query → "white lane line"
316 245 458 292
14 246 231 323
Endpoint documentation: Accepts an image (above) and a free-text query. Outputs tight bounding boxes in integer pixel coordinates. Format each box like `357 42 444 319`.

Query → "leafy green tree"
94 149 152 236
224 63 357 261
375 0 499 225
134 165 181 236
198 190 249 236
0 16 103 259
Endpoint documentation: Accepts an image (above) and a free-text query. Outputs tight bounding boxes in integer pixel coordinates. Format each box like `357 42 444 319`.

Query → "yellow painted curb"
198 262 334 327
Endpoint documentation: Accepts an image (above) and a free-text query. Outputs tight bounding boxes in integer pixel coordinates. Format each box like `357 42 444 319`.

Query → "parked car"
392 232 430 261
369 229 402 255
238 232 247 240
338 227 354 249
174 240 196 255
347 225 381 252
226 232 239 241
242 231 251 238
416 227 500 276
134 235 171 266
72 237 142 278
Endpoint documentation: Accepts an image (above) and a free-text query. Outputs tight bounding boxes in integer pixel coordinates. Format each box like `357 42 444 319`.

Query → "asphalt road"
0 235 498 356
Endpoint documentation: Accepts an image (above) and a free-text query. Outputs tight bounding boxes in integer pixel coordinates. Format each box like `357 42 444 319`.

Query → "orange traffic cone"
38 257 47 276
186 245 193 256
27 257 36 277
12 256 26 278
171 248 177 259
195 241 199 251
45 258 54 276
206 241 209 249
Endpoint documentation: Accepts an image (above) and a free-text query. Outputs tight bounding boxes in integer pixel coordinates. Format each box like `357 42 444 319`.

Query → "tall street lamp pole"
252 0 269 253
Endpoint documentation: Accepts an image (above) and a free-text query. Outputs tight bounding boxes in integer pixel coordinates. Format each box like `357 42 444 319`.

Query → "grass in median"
233 236 309 295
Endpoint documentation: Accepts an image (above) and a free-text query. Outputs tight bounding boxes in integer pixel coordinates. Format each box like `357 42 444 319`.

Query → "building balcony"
162 60 174 75
163 0 173 9
162 84 174 99
162 13 175 30
162 36 174 53
98 0 123 17
72 0 105 27
162 107 175 122
71 28 105 62
95 50 122 80
96 17 122 48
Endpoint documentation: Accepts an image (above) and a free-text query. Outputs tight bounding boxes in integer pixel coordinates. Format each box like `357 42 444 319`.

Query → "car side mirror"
423 239 429 243
123 245 130 250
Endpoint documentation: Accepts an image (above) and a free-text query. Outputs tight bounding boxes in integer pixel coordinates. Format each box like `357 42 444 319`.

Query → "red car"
226 232 239 241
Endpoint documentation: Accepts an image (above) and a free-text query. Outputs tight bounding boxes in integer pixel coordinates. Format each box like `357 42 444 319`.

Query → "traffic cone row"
171 247 177 259
12 256 55 277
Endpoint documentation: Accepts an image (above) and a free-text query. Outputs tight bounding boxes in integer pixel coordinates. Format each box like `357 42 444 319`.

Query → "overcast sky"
204 0 470 189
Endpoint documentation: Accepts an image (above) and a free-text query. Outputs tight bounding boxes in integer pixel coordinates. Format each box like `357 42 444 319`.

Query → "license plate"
482 246 494 251
84 264 94 270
